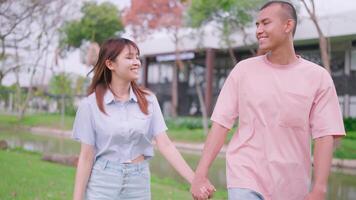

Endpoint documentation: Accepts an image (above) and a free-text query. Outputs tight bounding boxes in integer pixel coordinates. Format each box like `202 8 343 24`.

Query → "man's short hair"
260 1 298 36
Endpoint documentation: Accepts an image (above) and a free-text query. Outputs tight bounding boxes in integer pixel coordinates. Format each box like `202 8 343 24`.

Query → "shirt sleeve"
310 70 346 139
72 98 96 145
148 95 168 137
211 65 240 129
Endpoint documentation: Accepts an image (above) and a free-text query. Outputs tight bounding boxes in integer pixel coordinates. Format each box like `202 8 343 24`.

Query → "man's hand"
190 175 216 200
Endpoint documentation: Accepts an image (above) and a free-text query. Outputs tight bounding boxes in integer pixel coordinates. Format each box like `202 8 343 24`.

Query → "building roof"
135 1 356 56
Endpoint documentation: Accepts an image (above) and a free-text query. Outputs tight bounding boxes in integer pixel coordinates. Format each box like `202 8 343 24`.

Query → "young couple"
72 1 345 200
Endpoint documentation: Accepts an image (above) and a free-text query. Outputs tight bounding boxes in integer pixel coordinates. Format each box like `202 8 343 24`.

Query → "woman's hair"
87 38 149 115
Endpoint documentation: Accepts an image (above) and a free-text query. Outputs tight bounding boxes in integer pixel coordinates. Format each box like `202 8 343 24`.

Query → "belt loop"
101 159 108 170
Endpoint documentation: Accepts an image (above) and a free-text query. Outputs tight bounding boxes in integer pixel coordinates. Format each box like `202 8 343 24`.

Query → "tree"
123 0 186 117
60 1 124 49
187 0 266 63
49 72 73 126
0 0 47 85
0 0 74 119
300 0 330 73
188 62 209 134
49 73 73 99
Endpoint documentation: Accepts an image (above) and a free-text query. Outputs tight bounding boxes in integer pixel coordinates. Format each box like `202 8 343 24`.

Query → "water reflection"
3 133 80 155
1 132 356 200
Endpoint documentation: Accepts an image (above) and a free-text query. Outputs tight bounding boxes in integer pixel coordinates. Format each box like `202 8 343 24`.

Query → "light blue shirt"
72 87 168 163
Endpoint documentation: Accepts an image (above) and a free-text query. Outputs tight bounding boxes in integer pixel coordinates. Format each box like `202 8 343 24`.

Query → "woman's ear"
105 59 114 70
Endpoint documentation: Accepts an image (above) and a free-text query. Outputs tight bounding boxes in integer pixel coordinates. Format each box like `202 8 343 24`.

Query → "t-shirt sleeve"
72 98 96 145
149 95 168 137
211 65 240 129
310 70 346 139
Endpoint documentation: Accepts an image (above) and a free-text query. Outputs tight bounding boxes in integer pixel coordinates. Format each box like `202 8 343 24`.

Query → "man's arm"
191 122 229 200
305 135 334 200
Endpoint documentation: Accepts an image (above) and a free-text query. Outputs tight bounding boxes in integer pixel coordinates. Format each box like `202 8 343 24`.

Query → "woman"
72 38 214 200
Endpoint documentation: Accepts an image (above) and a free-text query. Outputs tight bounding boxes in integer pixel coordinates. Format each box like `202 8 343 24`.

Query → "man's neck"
267 43 298 65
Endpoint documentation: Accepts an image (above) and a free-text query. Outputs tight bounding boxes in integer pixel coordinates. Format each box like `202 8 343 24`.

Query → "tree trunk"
318 33 330 73
18 85 33 120
190 63 209 135
228 47 237 64
42 154 78 167
0 73 3 85
172 60 179 117
300 0 331 73
17 64 37 119
171 31 182 117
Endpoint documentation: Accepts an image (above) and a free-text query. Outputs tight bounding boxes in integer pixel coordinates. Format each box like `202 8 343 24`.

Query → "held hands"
190 175 216 200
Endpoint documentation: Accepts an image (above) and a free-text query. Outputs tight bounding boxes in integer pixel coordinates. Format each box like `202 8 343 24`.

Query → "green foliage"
333 136 356 159
74 76 90 96
344 118 356 132
187 0 265 28
187 0 266 47
166 116 212 130
49 73 73 97
0 85 15 101
60 1 124 48
48 73 76 116
344 117 356 140
345 131 356 140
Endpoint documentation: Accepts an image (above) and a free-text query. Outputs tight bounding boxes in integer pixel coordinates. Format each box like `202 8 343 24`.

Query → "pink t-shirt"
211 54 345 200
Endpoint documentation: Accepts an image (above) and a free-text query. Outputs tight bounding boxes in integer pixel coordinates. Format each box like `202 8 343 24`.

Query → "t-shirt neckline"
263 53 302 69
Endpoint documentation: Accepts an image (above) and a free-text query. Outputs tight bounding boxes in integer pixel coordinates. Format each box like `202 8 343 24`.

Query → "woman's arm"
154 133 195 184
73 143 95 200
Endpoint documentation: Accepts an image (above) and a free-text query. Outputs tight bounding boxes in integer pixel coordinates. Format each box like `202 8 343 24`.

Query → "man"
190 1 345 200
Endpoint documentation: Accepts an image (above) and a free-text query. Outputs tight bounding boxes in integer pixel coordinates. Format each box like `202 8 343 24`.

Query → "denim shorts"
85 158 151 200
228 188 264 200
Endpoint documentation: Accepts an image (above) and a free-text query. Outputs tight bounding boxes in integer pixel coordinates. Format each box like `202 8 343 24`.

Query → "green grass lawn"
0 149 198 200
0 113 74 130
333 137 356 159
0 149 74 199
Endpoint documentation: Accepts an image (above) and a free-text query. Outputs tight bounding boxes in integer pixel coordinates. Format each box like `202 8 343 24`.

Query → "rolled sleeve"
72 98 96 145
310 71 346 139
148 95 168 137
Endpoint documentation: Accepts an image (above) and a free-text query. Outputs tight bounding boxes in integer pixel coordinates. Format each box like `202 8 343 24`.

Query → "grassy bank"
0 113 355 159
0 149 217 200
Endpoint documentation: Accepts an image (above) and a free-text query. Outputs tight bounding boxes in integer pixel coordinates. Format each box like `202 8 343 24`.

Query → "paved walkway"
29 126 356 169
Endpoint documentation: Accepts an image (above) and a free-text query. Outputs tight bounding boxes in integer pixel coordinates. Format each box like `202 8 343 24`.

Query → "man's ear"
285 19 295 34
105 60 114 70
285 19 296 33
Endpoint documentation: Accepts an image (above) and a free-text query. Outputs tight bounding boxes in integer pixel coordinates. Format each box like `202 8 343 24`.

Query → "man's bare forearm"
195 122 229 177
312 135 334 193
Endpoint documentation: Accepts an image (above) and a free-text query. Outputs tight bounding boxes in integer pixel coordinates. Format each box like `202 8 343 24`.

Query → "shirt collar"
104 85 138 104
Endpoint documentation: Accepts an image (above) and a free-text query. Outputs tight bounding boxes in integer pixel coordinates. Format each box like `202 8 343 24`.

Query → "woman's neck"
109 79 131 101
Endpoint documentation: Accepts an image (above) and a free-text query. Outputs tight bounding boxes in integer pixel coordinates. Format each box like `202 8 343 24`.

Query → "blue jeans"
228 188 264 200
85 158 151 200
